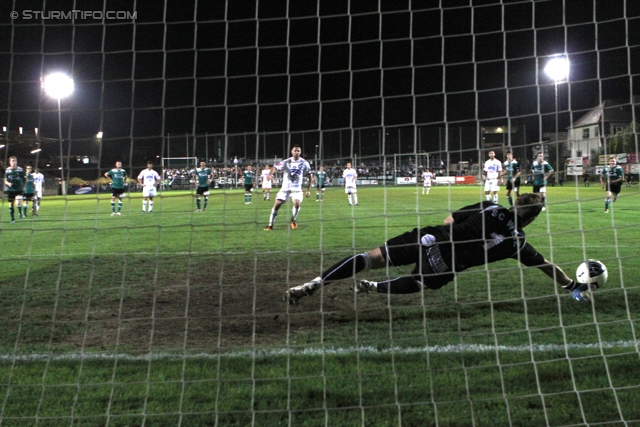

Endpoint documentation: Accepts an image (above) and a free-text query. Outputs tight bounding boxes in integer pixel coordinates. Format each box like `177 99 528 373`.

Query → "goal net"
1 1 639 426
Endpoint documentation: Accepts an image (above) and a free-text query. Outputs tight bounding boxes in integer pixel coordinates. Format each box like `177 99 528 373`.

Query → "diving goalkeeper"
284 193 591 304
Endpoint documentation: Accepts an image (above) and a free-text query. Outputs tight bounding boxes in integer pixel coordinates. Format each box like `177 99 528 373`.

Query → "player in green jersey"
191 161 212 211
531 152 554 211
315 166 328 201
22 166 36 217
4 156 26 222
600 157 624 213
105 161 128 215
243 165 256 204
503 151 522 207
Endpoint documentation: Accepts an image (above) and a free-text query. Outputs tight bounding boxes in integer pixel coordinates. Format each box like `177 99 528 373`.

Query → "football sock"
486 195 491 201
354 194 358 204
196 198 201 210
142 200 147 211
348 195 353 205
493 195 498 203
316 192 319 200
111 201 116 212
376 276 423 294
426 187 430 194
23 204 28 216
605 198 610 210
321 252 371 285
269 209 277 225
149 201 154 212
292 207 299 221
9 206 14 221
117 201 123 212
507 196 513 207
204 197 208 209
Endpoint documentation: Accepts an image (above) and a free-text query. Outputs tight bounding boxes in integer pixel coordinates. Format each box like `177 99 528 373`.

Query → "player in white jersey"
342 162 358 205
421 169 433 195
137 161 162 213
260 164 272 201
32 167 44 212
264 145 312 230
483 150 502 203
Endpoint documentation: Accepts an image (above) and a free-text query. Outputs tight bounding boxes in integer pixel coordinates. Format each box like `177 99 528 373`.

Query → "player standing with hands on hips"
483 150 502 203
105 161 127 216
191 161 212 212
243 165 255 204
343 162 358 206
503 151 521 207
531 151 554 211
260 164 272 201
600 157 624 213
137 161 161 213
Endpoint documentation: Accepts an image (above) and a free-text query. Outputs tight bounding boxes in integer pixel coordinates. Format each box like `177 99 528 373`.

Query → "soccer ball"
576 259 608 289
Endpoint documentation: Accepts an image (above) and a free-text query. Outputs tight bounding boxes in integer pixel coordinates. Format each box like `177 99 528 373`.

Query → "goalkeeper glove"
562 280 591 304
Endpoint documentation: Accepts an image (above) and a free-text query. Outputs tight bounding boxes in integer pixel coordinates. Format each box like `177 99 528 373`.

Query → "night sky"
0 0 639 163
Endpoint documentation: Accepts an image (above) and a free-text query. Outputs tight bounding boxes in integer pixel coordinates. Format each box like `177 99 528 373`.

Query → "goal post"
161 157 199 172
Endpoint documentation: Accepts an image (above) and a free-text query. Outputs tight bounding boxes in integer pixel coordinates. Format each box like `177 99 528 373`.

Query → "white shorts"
276 189 304 202
423 182 431 187
345 185 357 194
35 189 43 198
142 186 157 198
262 181 272 189
484 179 499 192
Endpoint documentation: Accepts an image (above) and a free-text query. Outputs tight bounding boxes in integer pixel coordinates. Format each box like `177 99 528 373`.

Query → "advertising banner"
396 177 417 185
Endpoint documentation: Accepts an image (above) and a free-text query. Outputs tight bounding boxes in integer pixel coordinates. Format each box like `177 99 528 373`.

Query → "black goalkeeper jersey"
435 202 545 271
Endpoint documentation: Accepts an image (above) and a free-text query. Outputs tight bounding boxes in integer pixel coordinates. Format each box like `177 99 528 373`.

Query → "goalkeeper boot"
354 280 377 294
264 225 273 231
290 221 297 230
283 278 322 304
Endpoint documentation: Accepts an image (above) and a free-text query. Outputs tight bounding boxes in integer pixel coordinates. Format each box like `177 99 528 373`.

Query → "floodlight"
544 56 570 82
43 73 74 99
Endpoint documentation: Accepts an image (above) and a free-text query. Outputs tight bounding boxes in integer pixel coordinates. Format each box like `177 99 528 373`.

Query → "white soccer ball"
576 259 608 289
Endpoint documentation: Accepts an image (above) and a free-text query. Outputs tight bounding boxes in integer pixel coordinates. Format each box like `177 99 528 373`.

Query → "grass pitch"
0 183 638 426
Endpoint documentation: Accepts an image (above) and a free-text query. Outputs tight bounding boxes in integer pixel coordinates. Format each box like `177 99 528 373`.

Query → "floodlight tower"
544 56 570 175
43 73 74 195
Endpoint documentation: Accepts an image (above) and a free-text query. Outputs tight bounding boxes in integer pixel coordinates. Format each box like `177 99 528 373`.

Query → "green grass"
0 183 638 426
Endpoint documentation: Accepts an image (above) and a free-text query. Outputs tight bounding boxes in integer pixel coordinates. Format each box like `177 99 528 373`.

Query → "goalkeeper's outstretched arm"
536 259 573 288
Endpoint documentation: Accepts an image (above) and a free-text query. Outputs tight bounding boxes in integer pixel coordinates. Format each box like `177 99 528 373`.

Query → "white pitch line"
0 340 637 362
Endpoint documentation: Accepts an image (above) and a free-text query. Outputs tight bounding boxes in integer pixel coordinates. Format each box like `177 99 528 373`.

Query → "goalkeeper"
284 193 591 305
